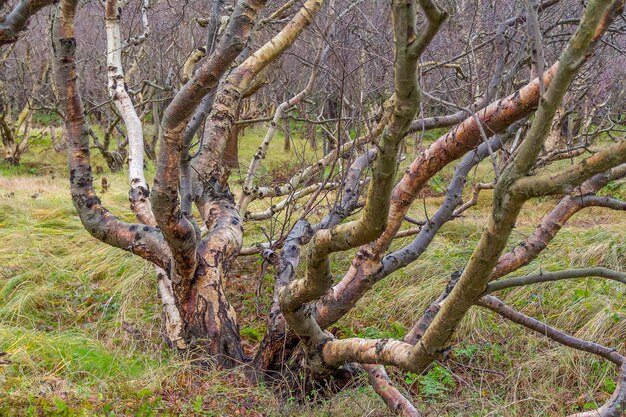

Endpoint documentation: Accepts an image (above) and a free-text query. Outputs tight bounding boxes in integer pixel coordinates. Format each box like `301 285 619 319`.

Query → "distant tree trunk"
0 108 17 164
89 115 127 172
1 100 31 165
147 100 161 160
283 112 291 152
49 124 67 152
304 103 316 150
322 97 337 154
545 105 565 152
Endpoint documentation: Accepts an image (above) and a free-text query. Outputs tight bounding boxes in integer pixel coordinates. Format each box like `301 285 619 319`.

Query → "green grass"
1 124 625 416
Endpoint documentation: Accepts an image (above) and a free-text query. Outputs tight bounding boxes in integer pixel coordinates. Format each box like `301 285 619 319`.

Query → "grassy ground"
1 126 625 416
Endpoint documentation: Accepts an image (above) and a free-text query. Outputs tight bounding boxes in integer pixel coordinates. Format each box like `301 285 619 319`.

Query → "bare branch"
0 0 53 45
486 267 626 293
406 0 620 375
493 164 626 279
152 0 267 283
105 0 154 225
238 35 328 215
477 295 624 365
281 0 446 377
363 364 421 417
511 140 626 197
52 0 169 270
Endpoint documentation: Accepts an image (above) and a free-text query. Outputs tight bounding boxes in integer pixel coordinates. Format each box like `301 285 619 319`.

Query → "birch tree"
5 0 625 413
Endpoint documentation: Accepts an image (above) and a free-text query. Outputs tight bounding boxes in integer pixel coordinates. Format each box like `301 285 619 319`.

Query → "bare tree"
4 0 625 414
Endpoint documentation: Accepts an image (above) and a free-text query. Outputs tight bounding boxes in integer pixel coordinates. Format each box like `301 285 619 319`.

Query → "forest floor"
1 126 625 416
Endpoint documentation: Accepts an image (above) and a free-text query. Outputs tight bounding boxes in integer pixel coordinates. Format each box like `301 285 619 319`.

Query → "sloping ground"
1 135 625 416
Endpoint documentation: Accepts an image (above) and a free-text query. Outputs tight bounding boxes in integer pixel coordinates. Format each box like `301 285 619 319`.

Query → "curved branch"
363 364 421 417
315 131 512 328
319 0 623 377
280 0 446 378
253 149 375 371
511 140 626 198
122 0 150 48
477 295 624 365
152 0 266 283
372 63 559 259
493 164 626 279
407 0 619 375
485 292 626 417
452 182 494 216
360 0 620 267
0 0 54 45
52 0 168 270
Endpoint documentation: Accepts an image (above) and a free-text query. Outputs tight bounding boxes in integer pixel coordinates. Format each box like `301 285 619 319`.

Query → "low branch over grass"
493 163 626 278
477 295 625 365
363 364 421 417
486 267 626 293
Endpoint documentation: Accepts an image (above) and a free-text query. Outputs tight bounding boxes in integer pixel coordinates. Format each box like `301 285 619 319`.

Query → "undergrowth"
0 128 625 416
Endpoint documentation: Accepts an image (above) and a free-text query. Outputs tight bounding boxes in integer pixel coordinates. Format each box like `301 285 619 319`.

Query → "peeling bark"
364 364 420 417
316 133 511 327
53 0 169 271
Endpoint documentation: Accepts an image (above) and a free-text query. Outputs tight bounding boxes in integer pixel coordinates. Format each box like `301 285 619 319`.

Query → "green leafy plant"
454 343 480 360
419 364 456 399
